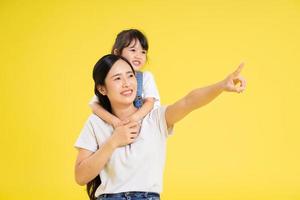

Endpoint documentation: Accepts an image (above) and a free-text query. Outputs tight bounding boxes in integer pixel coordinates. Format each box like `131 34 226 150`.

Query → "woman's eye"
142 51 146 54
114 77 121 81
130 49 136 52
129 74 134 78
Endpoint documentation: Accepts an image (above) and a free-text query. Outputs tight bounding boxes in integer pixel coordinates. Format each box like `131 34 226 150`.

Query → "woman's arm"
75 139 116 186
74 121 140 185
165 63 246 128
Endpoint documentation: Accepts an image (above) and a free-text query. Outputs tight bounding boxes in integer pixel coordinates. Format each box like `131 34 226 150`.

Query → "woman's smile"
120 89 134 97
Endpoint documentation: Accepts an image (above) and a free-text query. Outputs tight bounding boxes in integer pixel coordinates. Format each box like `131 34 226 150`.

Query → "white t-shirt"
74 106 173 197
89 71 160 108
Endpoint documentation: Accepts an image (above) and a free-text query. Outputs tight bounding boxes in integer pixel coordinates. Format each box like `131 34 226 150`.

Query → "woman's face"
100 59 137 107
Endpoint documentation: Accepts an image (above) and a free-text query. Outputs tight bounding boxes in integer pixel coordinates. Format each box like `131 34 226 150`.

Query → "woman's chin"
117 98 136 106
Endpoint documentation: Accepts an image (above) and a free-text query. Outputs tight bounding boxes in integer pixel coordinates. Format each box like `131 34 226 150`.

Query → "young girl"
75 55 246 200
89 29 159 127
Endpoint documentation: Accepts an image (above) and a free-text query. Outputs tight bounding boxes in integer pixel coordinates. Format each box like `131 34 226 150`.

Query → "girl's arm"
91 103 122 128
165 63 246 128
129 97 154 122
128 71 160 122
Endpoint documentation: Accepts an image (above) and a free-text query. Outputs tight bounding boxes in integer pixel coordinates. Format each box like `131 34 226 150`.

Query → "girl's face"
99 59 137 107
120 39 147 70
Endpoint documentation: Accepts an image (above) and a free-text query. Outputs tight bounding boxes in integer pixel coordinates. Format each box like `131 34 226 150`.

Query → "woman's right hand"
110 120 140 148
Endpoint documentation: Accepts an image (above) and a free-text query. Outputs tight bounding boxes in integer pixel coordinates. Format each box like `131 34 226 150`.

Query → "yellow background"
1 1 300 199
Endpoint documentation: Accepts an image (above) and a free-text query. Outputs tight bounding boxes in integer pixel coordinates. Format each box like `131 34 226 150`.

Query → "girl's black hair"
111 29 149 55
87 54 135 200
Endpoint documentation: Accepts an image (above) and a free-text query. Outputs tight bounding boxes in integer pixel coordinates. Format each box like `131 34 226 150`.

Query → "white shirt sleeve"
142 71 161 108
88 95 99 107
153 106 174 137
74 117 99 152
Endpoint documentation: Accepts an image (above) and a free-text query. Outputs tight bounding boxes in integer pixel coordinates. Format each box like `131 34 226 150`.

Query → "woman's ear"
113 49 120 55
97 85 107 96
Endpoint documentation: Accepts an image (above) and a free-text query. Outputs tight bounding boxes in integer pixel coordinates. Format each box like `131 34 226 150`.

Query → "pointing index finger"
233 62 244 76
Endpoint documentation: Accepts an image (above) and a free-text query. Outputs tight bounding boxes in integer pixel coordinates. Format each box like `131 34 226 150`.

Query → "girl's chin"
133 67 141 71
131 64 141 70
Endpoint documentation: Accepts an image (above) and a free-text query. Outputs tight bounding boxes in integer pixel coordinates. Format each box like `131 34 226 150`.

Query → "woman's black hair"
87 54 135 200
111 29 149 55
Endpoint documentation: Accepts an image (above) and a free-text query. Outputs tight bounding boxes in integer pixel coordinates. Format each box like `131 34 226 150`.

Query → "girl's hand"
222 63 246 93
110 121 140 148
128 114 139 123
111 117 123 128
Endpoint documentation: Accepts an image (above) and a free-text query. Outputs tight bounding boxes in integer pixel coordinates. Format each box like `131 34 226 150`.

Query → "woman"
74 55 246 200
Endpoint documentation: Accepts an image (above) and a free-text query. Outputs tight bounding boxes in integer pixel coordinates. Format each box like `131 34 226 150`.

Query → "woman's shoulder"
86 114 111 128
143 106 173 136
145 106 167 121
86 114 100 122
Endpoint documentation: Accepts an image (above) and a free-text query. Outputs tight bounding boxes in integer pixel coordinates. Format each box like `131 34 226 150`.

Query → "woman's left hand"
222 63 247 93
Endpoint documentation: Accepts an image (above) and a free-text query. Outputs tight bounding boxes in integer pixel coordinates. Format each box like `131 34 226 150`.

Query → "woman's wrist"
217 80 226 92
107 136 118 149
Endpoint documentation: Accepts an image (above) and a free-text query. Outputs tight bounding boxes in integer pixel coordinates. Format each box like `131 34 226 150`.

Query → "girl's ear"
97 85 107 95
113 49 120 55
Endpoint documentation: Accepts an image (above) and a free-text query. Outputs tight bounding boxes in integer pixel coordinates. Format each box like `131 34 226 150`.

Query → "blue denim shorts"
97 191 160 200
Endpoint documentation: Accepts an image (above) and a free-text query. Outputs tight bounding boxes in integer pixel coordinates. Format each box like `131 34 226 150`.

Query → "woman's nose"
122 78 130 87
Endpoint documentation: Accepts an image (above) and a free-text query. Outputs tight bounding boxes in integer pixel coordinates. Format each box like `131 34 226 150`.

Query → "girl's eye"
130 49 136 52
114 77 121 81
129 74 134 78
142 51 146 54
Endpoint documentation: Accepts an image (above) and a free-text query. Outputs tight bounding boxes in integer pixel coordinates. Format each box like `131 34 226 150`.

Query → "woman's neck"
111 104 137 120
